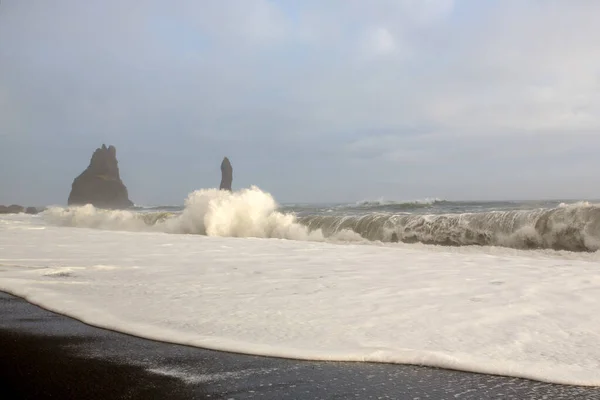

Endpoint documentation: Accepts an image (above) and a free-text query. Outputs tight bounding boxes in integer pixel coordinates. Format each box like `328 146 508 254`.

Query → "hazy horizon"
99 196 600 209
2 1 600 206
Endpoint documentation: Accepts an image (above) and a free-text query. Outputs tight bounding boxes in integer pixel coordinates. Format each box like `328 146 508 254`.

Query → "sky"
1 0 600 205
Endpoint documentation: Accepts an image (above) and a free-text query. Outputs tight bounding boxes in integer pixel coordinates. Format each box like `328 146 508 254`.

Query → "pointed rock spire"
219 157 233 191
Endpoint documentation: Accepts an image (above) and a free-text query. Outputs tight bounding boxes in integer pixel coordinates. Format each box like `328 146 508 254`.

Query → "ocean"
1 186 600 386
50 187 600 253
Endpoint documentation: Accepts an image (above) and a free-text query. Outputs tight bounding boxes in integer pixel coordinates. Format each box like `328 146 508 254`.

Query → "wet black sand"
2 291 600 400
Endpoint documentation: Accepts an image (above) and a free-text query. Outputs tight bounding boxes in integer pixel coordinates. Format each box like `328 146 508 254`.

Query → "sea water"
1 186 600 386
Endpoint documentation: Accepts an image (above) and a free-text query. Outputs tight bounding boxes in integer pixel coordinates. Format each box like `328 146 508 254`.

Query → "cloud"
1 1 599 204
362 27 398 56
164 0 290 46
418 0 600 134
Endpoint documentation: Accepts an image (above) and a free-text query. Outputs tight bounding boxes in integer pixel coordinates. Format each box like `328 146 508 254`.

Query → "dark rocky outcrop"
68 144 133 209
0 204 24 214
0 205 39 215
219 157 233 191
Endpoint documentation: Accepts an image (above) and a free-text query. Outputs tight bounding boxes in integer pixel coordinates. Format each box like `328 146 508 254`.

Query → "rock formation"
0 205 39 214
68 144 133 209
0 204 24 214
219 157 233 191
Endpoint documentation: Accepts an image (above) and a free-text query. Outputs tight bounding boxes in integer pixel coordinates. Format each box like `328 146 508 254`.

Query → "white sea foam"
1 214 600 386
42 186 363 242
355 197 443 207
162 187 322 240
559 201 595 208
41 187 600 252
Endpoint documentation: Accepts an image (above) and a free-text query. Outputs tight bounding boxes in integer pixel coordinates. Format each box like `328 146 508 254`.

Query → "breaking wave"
41 186 600 252
300 204 600 252
42 186 363 242
352 198 444 210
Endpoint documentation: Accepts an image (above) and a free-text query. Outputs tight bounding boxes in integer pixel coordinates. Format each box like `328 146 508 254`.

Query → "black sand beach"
2 291 600 400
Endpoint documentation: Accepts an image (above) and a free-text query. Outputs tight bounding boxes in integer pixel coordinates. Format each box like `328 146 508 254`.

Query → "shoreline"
2 291 600 399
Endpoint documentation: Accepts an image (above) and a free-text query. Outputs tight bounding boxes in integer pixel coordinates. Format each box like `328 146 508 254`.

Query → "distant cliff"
220 157 233 191
68 144 133 209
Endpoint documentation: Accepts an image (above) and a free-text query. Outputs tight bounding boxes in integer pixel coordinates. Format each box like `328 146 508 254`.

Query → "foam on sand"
1 215 600 386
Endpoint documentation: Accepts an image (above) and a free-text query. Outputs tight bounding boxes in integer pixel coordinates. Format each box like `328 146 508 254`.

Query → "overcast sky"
1 1 600 205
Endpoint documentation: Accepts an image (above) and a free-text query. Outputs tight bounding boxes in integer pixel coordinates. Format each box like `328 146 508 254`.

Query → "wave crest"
41 187 600 252
300 204 600 252
353 198 444 210
162 186 327 240
43 186 363 242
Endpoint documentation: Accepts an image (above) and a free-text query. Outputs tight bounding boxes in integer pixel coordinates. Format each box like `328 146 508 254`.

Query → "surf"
41 186 600 252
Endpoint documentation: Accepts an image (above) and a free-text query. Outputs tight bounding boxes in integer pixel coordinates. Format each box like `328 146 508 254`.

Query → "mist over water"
41 186 600 252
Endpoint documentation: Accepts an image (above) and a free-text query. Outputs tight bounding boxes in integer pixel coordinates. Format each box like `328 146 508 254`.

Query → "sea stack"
219 157 233 191
67 144 133 209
